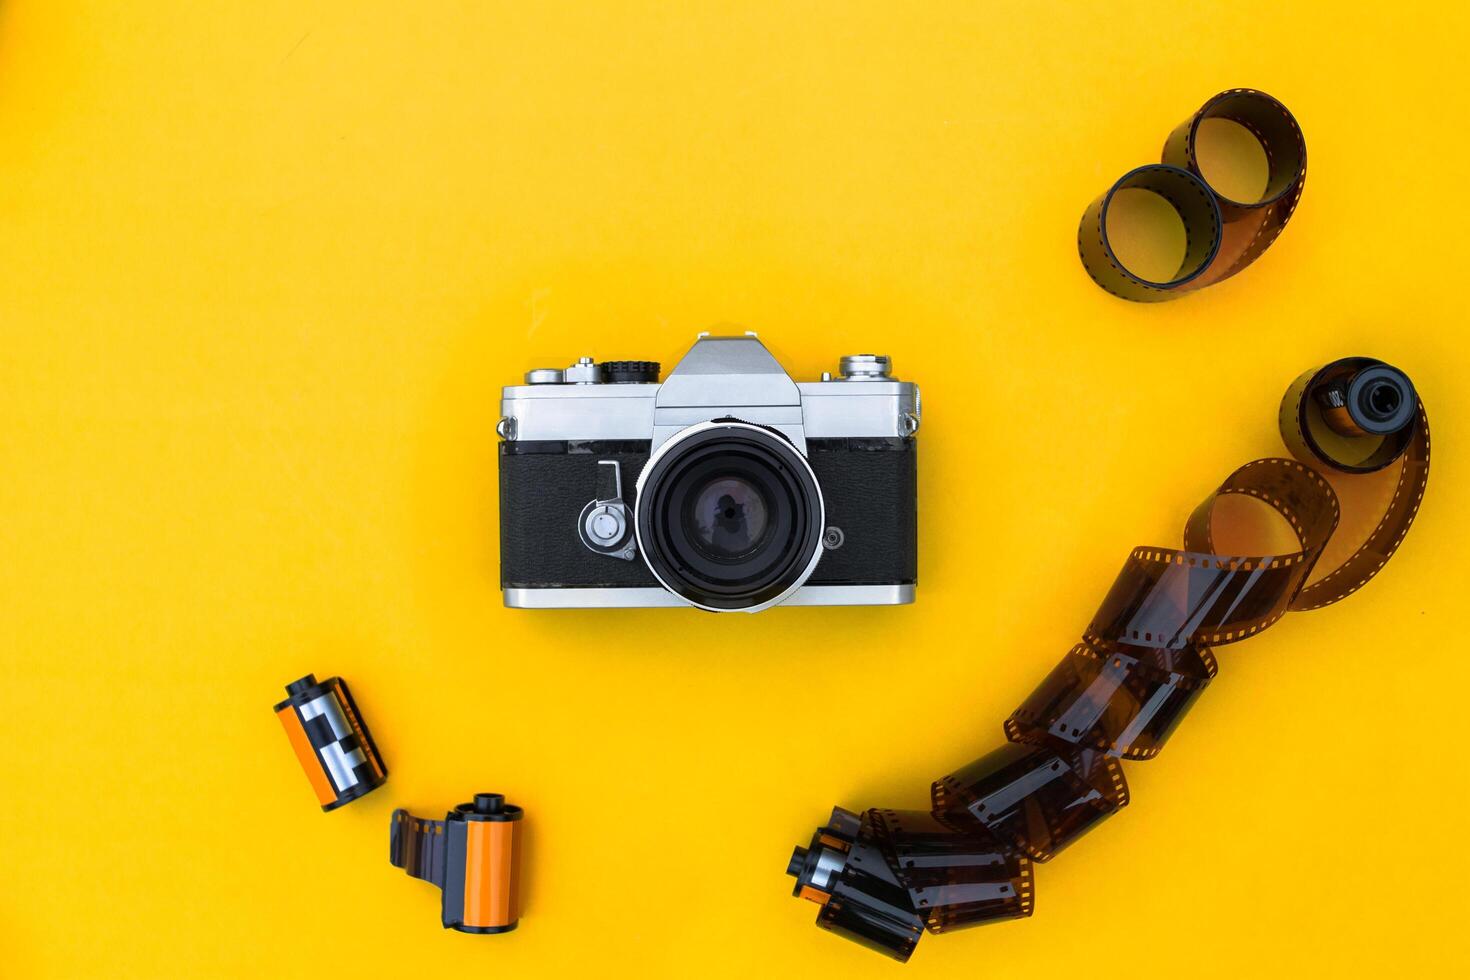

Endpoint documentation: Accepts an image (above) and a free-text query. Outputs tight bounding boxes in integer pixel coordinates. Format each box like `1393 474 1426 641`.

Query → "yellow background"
3 2 1467 976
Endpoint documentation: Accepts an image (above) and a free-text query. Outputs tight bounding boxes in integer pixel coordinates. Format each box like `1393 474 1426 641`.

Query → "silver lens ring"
634 420 825 613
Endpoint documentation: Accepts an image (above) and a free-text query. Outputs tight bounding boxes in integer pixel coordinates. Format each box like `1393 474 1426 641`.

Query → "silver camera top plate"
499 332 920 445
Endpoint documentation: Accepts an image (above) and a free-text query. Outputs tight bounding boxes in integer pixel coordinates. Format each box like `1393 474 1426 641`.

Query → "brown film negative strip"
1003 636 1214 762
1078 89 1305 301
870 809 1032 934
785 356 1427 961
932 742 1128 863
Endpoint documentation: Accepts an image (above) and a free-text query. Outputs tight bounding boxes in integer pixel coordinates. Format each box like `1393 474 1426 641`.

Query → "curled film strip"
785 357 1428 961
391 793 525 933
1079 89 1305 301
274 674 387 811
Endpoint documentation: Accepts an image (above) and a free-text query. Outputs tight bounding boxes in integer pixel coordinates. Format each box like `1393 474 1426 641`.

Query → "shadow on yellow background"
2 1 1467 977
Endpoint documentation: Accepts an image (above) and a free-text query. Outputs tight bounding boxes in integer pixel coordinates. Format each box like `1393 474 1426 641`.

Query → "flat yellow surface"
3 2 1467 976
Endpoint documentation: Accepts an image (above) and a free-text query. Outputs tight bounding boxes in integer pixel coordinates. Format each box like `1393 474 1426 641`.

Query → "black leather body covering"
498 437 917 590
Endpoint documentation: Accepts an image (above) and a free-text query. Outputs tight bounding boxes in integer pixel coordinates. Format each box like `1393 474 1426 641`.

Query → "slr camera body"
496 333 919 612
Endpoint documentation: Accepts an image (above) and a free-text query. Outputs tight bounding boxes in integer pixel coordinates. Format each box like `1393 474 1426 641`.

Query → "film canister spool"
274 673 387 811
1079 88 1306 301
391 793 524 934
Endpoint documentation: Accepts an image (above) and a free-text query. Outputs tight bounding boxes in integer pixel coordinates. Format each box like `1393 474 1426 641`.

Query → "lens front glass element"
637 422 824 611
687 476 771 560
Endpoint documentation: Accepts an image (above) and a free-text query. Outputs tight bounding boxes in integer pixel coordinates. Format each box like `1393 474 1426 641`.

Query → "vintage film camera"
497 333 919 612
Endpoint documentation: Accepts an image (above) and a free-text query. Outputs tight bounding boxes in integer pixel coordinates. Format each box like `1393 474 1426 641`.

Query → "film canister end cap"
786 846 810 880
285 674 319 697
1341 363 1416 435
453 792 523 822
786 808 862 901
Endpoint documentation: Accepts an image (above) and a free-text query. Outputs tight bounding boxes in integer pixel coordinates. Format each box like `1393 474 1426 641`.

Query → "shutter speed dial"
523 359 660 385
603 361 661 384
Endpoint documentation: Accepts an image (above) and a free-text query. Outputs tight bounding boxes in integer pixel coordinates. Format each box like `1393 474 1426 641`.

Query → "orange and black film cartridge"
390 793 524 934
274 674 388 811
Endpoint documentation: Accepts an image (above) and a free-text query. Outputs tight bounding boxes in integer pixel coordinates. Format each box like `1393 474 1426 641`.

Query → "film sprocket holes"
497 333 920 612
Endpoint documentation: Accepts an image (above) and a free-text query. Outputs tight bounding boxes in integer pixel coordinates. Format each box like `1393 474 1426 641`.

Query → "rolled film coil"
274 673 387 811
786 807 924 961
931 742 1128 862
1079 88 1306 301
786 806 1032 959
1003 637 1213 761
785 356 1427 962
1077 164 1221 301
390 793 524 934
870 809 1032 934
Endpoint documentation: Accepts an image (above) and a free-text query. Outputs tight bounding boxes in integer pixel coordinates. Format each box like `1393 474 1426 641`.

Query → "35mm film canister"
391 793 524 933
274 673 388 811
1079 88 1306 301
786 807 924 961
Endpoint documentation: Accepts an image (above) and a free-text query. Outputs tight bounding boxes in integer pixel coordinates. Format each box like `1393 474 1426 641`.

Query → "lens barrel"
635 420 825 612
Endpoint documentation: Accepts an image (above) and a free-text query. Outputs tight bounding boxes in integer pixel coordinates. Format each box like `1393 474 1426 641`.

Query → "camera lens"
636 421 825 612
